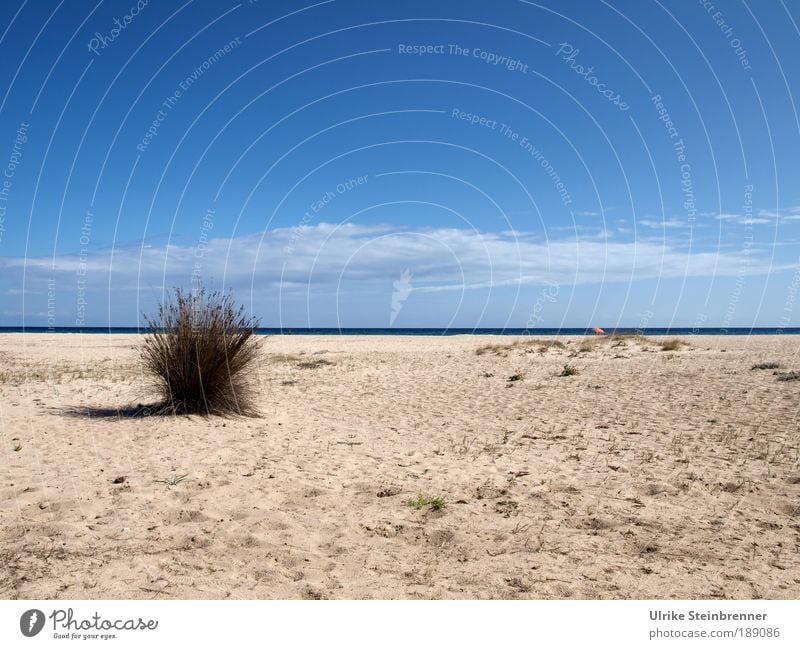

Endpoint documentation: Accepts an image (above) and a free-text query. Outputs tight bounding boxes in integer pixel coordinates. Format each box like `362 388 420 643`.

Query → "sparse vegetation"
507 373 523 382
596 334 689 352
140 288 261 416
297 358 333 369
408 494 447 511
475 339 564 356
0 363 136 385
475 342 511 356
535 340 567 351
777 371 800 382
560 364 578 377
609 334 649 346
751 362 783 370
154 473 190 488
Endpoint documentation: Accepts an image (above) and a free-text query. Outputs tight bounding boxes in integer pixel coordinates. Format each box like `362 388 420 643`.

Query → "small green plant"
560 364 578 377
408 494 447 511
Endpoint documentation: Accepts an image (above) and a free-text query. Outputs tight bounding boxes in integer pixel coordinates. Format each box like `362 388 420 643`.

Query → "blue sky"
0 0 799 328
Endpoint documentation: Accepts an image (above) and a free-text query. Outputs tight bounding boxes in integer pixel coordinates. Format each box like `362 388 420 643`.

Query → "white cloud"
698 208 800 225
639 218 688 229
711 211 785 226
573 207 616 217
1 223 780 300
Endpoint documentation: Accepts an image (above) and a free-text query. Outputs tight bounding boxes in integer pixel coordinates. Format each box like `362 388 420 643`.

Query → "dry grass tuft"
751 362 783 370
140 288 261 416
475 339 564 356
659 338 687 352
609 334 650 346
297 358 334 369
475 341 517 356
536 339 567 350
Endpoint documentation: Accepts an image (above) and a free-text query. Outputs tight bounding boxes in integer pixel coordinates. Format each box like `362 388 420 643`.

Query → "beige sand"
1 333 798 599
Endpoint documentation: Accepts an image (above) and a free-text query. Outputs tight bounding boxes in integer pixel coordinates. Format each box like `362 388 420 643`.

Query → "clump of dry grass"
297 358 333 369
776 371 800 382
475 339 564 355
659 338 686 351
536 339 566 350
475 341 519 355
140 288 261 416
751 362 782 370
609 334 649 347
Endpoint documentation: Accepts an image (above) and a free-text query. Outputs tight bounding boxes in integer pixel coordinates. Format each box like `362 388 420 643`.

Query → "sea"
1 327 798 336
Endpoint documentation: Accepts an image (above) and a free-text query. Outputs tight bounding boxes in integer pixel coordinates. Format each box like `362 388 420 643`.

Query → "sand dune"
1 333 798 599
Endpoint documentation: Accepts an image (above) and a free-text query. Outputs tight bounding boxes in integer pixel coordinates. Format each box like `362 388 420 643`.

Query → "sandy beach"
1 333 798 599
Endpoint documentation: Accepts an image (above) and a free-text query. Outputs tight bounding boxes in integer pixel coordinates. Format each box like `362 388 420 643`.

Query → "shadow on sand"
53 403 163 419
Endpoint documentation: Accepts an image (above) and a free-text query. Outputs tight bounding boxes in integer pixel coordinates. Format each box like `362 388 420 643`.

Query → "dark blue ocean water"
1 327 798 336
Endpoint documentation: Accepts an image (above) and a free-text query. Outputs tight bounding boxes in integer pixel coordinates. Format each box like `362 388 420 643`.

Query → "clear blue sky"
0 0 799 328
